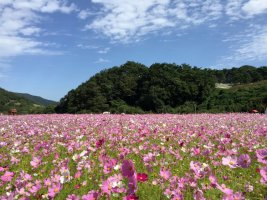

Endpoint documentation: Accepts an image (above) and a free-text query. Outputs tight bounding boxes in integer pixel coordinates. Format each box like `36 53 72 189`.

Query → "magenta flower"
96 139 105 148
75 171 82 179
67 194 80 200
128 174 137 194
0 167 6 172
222 192 244 200
160 169 171 180
209 174 218 187
137 173 148 182
193 189 205 200
124 194 139 200
30 157 41 168
1 171 14 182
48 183 62 198
217 184 233 195
101 179 112 195
260 166 267 185
237 154 251 168
222 156 238 168
256 148 267 164
121 160 135 178
29 181 41 194
82 190 98 200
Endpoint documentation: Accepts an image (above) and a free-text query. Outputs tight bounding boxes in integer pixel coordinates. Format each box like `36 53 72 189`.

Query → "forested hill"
0 88 39 114
15 93 57 106
0 88 57 114
55 62 267 114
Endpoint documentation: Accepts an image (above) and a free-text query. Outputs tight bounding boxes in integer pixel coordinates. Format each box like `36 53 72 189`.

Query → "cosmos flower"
67 194 80 200
30 157 41 168
237 154 251 168
193 189 205 200
222 192 245 200
160 169 172 180
48 183 62 198
121 160 135 178
124 194 139 200
222 156 238 168
260 166 267 185
82 190 99 200
256 148 267 164
137 173 148 182
1 171 14 182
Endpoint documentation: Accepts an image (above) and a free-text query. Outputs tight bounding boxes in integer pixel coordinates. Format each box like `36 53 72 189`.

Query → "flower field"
0 114 266 200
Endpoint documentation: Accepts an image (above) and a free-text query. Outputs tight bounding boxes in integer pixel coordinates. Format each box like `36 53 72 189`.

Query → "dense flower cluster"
0 114 266 199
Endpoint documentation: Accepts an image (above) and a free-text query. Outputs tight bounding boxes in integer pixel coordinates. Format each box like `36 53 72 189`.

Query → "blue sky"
0 0 267 101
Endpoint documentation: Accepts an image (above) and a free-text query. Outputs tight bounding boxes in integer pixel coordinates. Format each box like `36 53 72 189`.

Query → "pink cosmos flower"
1 171 14 182
222 192 244 200
128 174 137 195
96 139 104 148
209 174 218 187
160 169 171 180
217 184 233 195
82 190 98 200
124 194 139 200
75 171 82 179
101 179 112 195
67 194 80 200
222 156 238 168
237 154 251 168
193 189 205 200
48 183 62 198
44 178 52 187
256 148 267 164
0 167 6 172
260 166 267 185
28 180 41 194
121 160 135 178
30 157 41 168
137 173 148 182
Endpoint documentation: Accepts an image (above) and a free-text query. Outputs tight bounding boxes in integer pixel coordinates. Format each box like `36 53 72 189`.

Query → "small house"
8 109 17 115
250 109 259 113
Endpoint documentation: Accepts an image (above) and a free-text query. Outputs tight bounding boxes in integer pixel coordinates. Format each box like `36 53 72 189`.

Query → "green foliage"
55 61 267 114
15 93 57 106
0 88 58 114
0 88 43 114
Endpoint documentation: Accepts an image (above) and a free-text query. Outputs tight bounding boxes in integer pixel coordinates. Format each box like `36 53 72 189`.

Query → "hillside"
15 92 57 106
55 62 267 114
0 88 43 114
198 80 267 113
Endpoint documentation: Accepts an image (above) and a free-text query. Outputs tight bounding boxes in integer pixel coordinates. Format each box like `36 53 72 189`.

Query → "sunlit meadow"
0 114 266 200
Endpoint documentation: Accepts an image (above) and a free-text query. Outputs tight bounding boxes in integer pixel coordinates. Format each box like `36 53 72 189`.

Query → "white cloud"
77 44 99 49
225 0 267 19
98 47 110 54
78 9 98 20
220 25 267 64
94 58 109 63
0 0 76 59
242 0 267 15
84 0 223 43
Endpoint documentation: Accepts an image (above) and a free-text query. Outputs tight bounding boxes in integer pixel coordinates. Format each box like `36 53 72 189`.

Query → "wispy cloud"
98 47 110 54
0 0 76 59
219 24 267 65
94 58 109 63
77 44 99 50
77 9 101 20
83 0 223 43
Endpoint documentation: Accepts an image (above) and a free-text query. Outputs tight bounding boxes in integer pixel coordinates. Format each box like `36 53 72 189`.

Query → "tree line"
55 62 267 114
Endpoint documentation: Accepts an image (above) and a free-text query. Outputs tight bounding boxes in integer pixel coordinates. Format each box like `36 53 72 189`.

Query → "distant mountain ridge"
0 88 57 114
14 93 57 106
